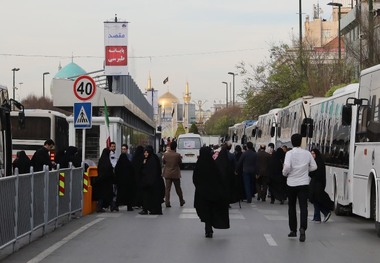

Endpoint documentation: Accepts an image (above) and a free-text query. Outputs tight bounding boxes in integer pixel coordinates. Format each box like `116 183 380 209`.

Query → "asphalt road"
2 169 380 263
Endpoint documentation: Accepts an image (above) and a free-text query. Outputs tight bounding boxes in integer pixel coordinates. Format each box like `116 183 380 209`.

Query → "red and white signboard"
105 46 127 66
104 21 128 76
73 76 96 101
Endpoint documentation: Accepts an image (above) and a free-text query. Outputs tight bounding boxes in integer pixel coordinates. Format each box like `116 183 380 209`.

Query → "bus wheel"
334 182 343 216
334 202 345 216
370 180 376 220
376 222 380 237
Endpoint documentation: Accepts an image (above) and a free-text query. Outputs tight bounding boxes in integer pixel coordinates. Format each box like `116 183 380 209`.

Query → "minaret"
183 81 191 131
146 74 152 91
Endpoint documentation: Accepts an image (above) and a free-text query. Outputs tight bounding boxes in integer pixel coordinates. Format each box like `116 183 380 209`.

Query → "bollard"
82 166 98 215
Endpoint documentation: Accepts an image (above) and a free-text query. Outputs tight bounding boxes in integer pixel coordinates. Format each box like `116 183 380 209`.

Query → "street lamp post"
222 81 228 108
327 2 343 61
12 68 20 101
228 72 236 106
43 72 50 97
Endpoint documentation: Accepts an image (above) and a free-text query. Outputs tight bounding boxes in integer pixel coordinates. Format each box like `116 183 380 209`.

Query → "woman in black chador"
268 147 287 204
93 148 114 212
193 146 230 238
13 150 32 174
309 148 334 223
115 145 135 211
132 145 145 208
139 146 165 215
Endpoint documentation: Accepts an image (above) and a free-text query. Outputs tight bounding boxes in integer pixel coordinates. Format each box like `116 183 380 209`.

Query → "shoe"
96 208 105 213
180 200 186 207
312 220 321 224
139 210 148 215
299 228 306 242
166 204 171 208
205 232 213 238
127 207 134 211
270 200 274 204
323 212 331 223
288 231 297 237
280 200 284 205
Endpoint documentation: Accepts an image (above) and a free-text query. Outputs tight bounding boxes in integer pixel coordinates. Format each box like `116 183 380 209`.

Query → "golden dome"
159 91 179 109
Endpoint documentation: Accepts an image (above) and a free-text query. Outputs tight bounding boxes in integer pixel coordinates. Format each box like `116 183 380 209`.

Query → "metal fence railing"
0 164 83 258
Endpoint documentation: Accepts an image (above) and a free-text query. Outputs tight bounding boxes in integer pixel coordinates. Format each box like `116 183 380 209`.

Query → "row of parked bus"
9 109 155 166
228 64 380 237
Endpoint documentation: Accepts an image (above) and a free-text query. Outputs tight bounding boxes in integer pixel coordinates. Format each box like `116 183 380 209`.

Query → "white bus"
308 84 359 216
278 96 323 149
343 65 380 236
67 116 154 163
254 108 281 150
227 120 256 150
10 109 69 161
176 133 202 169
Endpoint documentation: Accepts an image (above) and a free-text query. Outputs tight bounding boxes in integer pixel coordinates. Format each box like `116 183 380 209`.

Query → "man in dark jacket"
256 145 271 201
236 141 257 203
31 139 55 172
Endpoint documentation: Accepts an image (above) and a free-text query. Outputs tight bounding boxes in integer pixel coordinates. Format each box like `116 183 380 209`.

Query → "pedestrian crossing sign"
74 102 92 129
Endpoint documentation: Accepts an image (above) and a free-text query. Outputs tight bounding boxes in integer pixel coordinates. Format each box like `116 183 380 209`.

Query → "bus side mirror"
346 97 369 106
342 105 352 126
18 111 25 129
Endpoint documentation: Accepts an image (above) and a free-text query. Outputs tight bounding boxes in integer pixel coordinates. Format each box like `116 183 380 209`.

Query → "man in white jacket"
283 134 317 242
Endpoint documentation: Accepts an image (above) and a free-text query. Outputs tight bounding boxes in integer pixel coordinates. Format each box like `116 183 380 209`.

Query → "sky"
0 0 336 111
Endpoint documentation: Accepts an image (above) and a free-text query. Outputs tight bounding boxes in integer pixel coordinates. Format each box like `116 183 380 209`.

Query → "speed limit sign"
73 76 96 101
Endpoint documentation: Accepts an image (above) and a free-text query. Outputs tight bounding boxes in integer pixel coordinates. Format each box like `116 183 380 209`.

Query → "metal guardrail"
0 164 83 258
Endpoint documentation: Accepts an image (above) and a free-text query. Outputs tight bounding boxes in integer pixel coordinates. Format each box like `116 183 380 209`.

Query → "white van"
176 133 202 169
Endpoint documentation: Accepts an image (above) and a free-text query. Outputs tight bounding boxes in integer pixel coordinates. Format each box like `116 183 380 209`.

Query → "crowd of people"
12 139 82 174
12 134 334 242
193 134 334 241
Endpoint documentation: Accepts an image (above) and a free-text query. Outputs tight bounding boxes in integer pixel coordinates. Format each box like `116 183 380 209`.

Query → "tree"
174 123 186 138
21 95 70 115
189 123 199 134
204 106 244 136
237 41 355 118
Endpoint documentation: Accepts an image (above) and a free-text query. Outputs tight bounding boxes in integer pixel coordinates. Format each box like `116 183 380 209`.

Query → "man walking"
283 134 317 242
162 141 185 207
236 141 257 203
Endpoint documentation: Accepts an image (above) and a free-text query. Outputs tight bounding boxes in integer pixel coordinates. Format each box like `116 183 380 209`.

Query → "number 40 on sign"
73 75 96 101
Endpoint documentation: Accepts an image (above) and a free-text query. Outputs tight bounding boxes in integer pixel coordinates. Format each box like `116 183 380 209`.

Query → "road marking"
96 213 121 218
136 214 159 218
179 208 245 219
264 215 288 221
257 209 279 215
264 234 278 246
27 218 104 263
182 208 196 213
179 214 199 219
